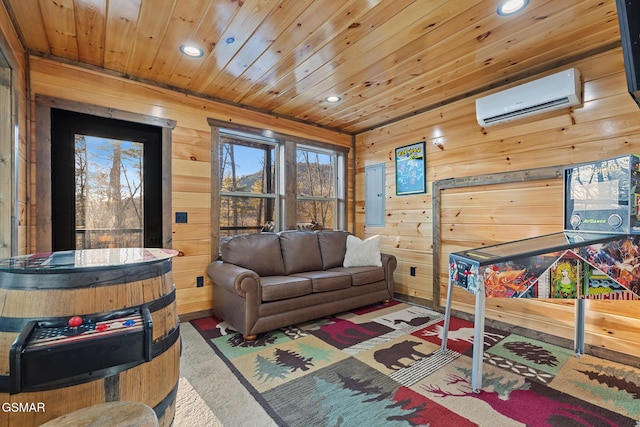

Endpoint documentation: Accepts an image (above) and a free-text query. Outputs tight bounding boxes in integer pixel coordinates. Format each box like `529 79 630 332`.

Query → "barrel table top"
0 248 179 273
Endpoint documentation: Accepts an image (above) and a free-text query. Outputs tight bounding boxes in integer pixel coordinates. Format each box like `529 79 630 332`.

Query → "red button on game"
68 315 83 327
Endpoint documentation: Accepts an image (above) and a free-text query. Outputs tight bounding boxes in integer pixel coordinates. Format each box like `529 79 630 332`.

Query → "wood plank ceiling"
3 0 621 134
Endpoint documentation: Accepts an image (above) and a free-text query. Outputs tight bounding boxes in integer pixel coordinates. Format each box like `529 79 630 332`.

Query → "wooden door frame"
35 95 176 252
432 165 564 311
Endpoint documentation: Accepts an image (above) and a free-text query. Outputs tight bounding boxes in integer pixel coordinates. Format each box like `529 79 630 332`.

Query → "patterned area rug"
192 301 640 426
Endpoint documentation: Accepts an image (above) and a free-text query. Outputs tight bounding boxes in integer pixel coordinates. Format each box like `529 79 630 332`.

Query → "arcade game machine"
442 154 640 392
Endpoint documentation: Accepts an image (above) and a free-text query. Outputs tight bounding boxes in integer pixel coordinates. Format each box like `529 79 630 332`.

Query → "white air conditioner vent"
476 68 582 127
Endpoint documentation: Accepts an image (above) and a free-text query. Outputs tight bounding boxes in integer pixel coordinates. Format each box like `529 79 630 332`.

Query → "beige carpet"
176 322 277 427
174 377 223 427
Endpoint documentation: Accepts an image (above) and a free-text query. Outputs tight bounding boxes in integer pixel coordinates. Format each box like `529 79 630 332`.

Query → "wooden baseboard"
393 293 434 309
179 309 214 323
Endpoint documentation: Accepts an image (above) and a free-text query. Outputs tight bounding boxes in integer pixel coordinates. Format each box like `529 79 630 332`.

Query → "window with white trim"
219 130 278 238
209 119 349 252
296 146 338 230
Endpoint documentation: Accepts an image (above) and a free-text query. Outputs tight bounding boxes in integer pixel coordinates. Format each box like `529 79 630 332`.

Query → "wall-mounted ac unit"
476 68 582 127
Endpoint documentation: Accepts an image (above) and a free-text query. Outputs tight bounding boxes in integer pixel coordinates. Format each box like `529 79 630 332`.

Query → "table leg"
471 291 485 393
441 277 454 353
574 298 585 356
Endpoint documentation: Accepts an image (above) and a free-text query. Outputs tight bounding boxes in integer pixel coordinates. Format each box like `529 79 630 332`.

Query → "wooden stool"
40 401 158 427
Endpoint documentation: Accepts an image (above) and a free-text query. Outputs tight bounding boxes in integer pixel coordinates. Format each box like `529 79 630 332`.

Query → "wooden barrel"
0 248 180 427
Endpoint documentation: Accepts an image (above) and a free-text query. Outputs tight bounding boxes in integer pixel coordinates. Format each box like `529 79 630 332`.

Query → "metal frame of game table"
439 231 630 393
441 280 587 393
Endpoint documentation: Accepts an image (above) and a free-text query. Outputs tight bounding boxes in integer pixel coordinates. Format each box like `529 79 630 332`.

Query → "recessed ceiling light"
325 95 341 103
497 0 529 16
180 44 204 58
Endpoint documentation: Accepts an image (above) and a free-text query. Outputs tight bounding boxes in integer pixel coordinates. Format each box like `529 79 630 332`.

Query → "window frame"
36 95 175 252
0 43 18 258
51 109 164 250
218 129 280 236
208 119 349 258
296 144 339 229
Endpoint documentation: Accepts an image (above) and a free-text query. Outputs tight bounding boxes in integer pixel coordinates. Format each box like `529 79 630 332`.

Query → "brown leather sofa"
206 230 397 340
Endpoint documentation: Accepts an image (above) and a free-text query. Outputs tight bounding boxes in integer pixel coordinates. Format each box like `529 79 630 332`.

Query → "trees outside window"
51 108 165 251
75 135 144 249
212 122 348 253
296 147 336 229
219 135 276 238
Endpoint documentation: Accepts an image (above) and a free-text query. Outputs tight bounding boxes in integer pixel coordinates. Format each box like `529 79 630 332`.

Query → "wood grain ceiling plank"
326 0 616 132
146 0 212 86
167 0 242 89
104 0 141 73
247 0 417 112
73 0 106 67
236 0 383 107
39 0 78 59
129 0 177 80
6 0 624 133
367 14 617 131
328 0 610 132
297 0 493 127
177 0 245 91
5 0 50 53
269 0 452 117
191 0 282 94
201 0 314 101
225 0 352 101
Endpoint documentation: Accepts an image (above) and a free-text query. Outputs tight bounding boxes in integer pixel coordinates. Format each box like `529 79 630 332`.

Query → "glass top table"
0 248 179 272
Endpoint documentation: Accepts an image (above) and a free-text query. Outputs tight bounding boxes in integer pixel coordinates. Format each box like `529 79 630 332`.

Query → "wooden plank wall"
0 2 27 257
27 56 352 316
356 47 640 358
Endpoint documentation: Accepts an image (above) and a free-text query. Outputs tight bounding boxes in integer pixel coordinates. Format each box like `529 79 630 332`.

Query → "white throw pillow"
343 235 382 267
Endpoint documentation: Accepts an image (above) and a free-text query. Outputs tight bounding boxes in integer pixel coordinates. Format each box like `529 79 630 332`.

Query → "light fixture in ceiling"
496 0 529 16
325 95 341 103
180 44 204 58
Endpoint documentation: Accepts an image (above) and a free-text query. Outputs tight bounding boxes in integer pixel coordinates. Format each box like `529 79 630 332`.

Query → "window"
75 135 144 249
296 147 337 229
0 50 14 257
51 109 164 251
219 131 278 238
209 119 349 253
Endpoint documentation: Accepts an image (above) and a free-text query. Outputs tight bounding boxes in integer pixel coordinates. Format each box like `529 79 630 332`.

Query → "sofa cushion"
343 235 382 267
260 276 312 302
279 231 323 274
291 271 351 292
329 266 385 286
317 230 349 270
221 233 286 276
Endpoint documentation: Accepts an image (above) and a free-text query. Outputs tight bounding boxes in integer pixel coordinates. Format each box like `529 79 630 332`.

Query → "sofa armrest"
206 260 261 298
380 253 397 295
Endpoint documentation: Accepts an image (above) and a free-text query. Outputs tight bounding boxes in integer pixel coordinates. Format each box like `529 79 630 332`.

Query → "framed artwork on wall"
395 141 426 195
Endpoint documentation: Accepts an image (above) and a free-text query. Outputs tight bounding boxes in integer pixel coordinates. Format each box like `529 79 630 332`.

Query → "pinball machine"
441 154 640 392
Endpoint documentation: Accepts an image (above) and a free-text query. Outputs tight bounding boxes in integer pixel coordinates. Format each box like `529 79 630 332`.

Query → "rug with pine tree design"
191 301 640 426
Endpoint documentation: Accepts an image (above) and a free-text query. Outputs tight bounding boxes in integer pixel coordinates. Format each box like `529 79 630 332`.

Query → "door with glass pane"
51 109 163 251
